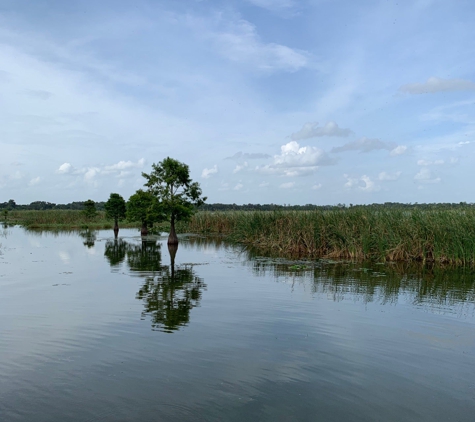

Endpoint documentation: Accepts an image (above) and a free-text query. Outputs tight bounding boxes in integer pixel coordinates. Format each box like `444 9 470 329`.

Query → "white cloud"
414 168 441 183
390 145 407 156
103 158 145 172
57 163 73 174
291 121 352 141
360 175 379 192
259 181 269 188
28 176 41 186
399 77 475 94
417 159 444 166
257 141 335 177
279 182 295 189
332 137 397 153
84 167 99 182
234 183 244 190
344 174 380 192
311 183 322 190
190 15 310 73
233 162 248 173
201 165 218 179
378 171 401 181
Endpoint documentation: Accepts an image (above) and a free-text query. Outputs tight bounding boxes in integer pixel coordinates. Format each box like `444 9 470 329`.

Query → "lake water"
1 226 475 421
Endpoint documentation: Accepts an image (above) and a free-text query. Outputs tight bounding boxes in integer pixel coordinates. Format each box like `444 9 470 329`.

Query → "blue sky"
1 0 474 205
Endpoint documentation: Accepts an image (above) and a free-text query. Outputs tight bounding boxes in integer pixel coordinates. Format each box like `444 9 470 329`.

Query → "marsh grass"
180 209 475 265
9 210 138 230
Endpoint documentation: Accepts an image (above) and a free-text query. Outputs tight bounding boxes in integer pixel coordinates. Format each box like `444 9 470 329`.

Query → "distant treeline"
1 199 475 211
0 200 106 211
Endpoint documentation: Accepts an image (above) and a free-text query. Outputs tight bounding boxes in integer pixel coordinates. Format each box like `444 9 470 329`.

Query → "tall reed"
181 209 475 265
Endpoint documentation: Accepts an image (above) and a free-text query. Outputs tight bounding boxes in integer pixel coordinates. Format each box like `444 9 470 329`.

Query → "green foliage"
82 200 97 221
142 157 206 224
127 189 163 228
2 209 8 221
104 193 126 223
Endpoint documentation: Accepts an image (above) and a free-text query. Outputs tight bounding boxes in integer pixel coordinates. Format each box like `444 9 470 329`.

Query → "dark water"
1 227 475 421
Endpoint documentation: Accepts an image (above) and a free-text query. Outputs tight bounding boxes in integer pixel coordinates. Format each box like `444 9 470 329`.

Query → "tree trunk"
168 215 178 245
113 218 119 237
168 243 178 279
141 221 148 236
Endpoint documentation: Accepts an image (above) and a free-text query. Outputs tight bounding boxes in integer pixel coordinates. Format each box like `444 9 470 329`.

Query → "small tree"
83 199 97 222
127 189 163 236
104 193 127 235
142 157 206 245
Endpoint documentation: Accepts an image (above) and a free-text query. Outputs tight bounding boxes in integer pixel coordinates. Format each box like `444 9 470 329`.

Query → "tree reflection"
103 237 206 332
79 229 96 248
104 238 127 268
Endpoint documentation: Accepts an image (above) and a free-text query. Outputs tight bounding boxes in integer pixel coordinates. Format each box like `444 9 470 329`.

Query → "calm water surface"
1 227 475 421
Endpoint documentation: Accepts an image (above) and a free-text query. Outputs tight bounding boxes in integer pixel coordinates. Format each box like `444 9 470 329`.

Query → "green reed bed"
181 209 475 265
8 210 137 229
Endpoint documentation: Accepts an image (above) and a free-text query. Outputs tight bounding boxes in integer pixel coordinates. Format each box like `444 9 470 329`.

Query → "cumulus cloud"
390 145 408 156
311 183 322 190
28 176 41 186
233 162 248 173
344 174 380 192
399 77 475 94
57 163 73 174
56 158 146 185
414 168 441 183
234 183 244 190
332 137 396 154
226 151 271 160
103 158 145 172
291 121 353 141
84 168 99 182
279 182 295 189
257 141 335 177
201 165 218 179
378 171 401 181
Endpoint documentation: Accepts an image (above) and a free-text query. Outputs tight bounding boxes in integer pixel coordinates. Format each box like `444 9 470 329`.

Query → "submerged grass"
179 209 475 265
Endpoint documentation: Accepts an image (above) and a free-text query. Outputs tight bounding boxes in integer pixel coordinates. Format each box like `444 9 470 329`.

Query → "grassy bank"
4 210 139 230
179 209 475 265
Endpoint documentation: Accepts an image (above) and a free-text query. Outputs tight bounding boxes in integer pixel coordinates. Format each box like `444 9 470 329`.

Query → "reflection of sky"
1 228 475 421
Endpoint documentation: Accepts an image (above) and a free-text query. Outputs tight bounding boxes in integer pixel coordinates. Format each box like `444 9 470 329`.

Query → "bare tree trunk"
141 221 148 236
168 215 178 245
114 218 119 238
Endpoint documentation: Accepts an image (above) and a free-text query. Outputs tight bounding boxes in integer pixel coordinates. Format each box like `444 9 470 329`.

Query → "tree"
127 189 163 236
104 193 127 236
83 199 97 221
142 157 206 244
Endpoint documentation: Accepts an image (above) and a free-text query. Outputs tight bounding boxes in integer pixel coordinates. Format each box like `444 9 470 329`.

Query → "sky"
0 0 474 205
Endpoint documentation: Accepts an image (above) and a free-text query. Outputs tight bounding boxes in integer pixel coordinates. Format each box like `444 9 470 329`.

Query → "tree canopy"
127 189 163 236
105 193 127 234
142 157 206 244
83 199 97 221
